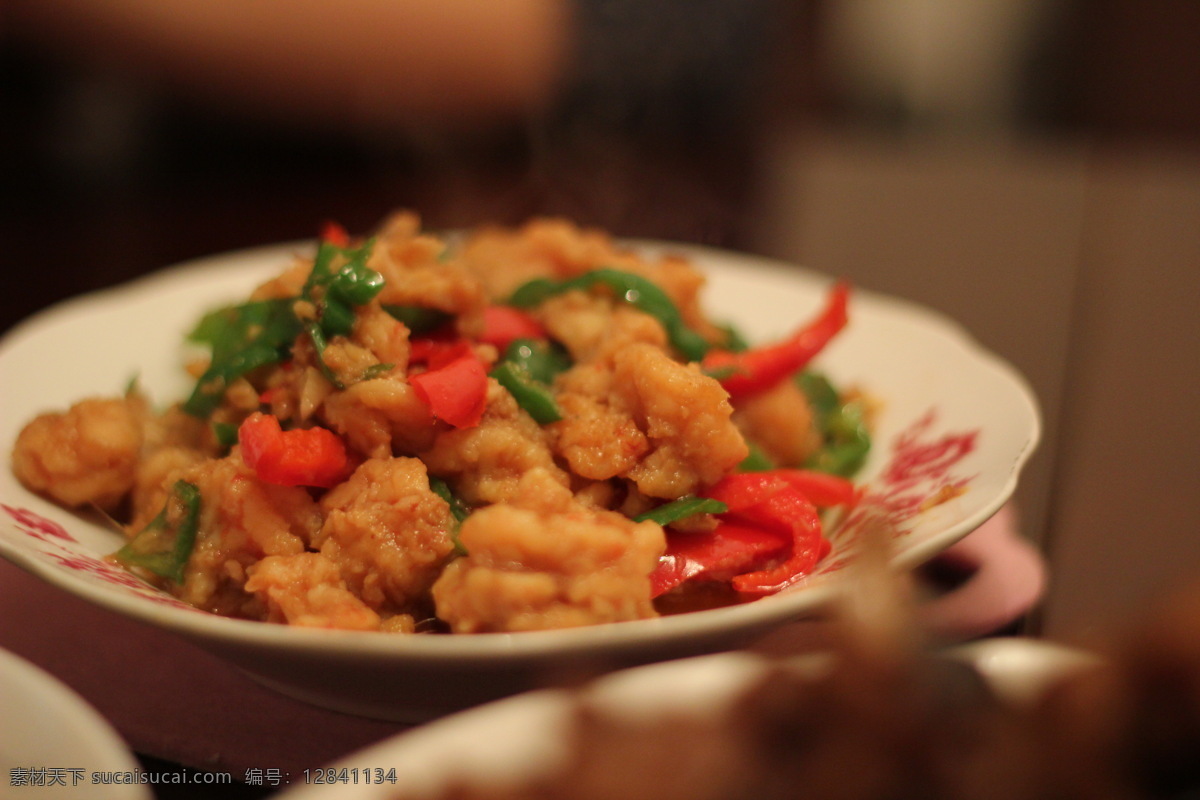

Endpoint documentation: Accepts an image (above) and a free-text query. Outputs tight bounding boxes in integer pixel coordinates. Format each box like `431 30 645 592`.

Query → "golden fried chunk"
460 218 724 344
320 338 386 389
373 212 489 334
554 343 747 499
458 217 627 300
307 300 412 388
12 396 144 512
615 343 748 497
352 303 412 368
259 363 334 426
140 404 213 453
538 293 667 363
128 445 207 532
316 457 457 615
431 470 664 633
174 453 322 617
732 379 822 468
244 552 382 631
420 380 571 506
320 376 438 459
552 362 649 482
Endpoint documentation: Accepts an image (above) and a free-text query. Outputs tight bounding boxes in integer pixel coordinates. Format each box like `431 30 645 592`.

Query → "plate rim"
0 645 152 799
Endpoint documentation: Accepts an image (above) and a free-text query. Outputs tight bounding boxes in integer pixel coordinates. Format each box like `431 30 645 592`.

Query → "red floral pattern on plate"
1 504 199 611
817 408 979 576
1 503 76 544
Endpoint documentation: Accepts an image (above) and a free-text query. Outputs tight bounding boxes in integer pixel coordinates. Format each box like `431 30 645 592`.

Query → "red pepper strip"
238 412 351 488
705 470 858 511
728 493 829 596
703 281 850 399
702 472 840 596
651 522 789 598
319 220 350 247
479 306 546 351
704 472 793 512
767 469 860 508
409 353 489 428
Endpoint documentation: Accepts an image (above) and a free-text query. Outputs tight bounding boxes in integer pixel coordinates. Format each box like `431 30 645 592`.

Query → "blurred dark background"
1 0 788 335
2 1 1197 335
2 0 1199 638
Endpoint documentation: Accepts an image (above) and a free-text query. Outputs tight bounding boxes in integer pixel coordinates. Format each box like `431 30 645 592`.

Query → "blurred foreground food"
419 579 1200 800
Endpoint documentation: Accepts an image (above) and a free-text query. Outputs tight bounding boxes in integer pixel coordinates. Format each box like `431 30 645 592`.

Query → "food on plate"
10 213 870 633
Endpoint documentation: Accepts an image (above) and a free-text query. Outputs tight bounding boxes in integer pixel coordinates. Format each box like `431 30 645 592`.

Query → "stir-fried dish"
11 213 869 633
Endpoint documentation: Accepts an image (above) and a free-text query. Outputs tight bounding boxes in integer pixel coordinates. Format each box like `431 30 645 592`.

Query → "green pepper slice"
183 298 301 417
301 237 384 387
508 269 710 362
798 371 871 477
429 475 470 556
634 496 728 526
184 236 385 416
487 337 571 425
502 338 571 385
490 361 563 424
114 480 201 585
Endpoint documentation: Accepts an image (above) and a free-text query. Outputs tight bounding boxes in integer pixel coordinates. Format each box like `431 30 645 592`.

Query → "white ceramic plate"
0 240 1040 721
0 647 151 799
277 638 1093 799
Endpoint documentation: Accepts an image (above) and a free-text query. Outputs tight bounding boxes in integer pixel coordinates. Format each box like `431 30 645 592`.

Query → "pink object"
918 504 1046 640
